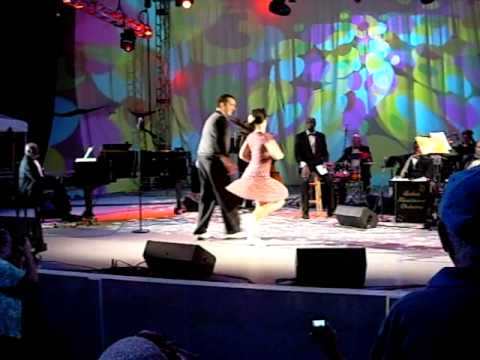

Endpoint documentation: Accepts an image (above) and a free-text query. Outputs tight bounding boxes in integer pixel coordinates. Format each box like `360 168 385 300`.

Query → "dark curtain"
0 0 64 161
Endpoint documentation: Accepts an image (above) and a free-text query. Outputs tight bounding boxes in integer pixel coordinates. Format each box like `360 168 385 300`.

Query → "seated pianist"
18 143 81 222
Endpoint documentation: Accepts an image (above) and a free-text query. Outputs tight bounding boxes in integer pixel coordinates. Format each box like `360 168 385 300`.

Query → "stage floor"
35 192 451 289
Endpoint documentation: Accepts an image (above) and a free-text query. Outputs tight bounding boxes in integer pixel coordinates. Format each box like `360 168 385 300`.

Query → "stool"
15 192 39 218
308 176 326 216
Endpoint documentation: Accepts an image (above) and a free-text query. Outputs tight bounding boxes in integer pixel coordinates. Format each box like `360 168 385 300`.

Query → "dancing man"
193 94 242 240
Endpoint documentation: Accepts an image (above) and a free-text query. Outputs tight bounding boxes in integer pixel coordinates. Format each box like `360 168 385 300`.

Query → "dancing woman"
226 108 289 241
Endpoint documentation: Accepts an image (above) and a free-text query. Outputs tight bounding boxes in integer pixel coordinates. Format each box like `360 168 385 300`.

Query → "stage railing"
36 269 410 360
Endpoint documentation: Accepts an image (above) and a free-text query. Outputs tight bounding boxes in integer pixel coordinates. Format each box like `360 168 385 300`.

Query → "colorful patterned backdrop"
48 0 480 189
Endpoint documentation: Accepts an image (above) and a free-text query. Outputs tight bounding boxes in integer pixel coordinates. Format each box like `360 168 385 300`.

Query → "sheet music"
316 164 328 175
75 146 97 162
429 132 452 153
84 146 94 158
75 158 97 163
390 176 410 181
415 132 451 154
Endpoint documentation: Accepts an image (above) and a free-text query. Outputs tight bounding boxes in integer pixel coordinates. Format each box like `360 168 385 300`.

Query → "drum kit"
326 161 375 183
324 160 374 206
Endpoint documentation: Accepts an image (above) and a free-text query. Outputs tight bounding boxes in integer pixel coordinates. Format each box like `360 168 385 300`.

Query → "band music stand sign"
390 179 429 223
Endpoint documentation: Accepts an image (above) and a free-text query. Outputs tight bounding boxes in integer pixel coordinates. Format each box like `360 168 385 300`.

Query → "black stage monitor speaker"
143 241 216 279
296 247 367 288
334 205 377 229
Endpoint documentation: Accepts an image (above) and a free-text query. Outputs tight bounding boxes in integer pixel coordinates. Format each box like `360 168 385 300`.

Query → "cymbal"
363 162 375 165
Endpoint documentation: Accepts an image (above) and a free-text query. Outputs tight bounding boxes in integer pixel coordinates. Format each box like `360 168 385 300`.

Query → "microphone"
382 156 388 167
136 117 144 130
381 156 388 172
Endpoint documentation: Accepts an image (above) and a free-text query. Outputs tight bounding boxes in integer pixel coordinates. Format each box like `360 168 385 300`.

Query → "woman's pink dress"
226 132 289 202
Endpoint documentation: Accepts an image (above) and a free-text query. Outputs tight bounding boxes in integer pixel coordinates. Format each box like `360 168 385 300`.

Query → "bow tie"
307 132 315 136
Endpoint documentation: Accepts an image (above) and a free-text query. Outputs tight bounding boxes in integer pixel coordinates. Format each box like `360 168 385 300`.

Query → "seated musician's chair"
308 175 327 217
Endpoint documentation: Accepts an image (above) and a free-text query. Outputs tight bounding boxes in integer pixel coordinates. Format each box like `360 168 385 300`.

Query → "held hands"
220 156 238 176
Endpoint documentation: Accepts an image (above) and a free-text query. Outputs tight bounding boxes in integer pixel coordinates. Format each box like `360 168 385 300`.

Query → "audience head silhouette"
98 330 192 360
438 166 480 266
99 335 168 360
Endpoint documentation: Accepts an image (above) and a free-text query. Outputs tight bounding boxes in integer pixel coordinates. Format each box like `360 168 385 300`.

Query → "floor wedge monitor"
334 205 377 229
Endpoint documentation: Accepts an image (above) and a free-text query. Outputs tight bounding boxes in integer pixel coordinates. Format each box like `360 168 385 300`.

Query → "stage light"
175 0 194 9
269 0 291 16
120 28 136 52
143 25 153 38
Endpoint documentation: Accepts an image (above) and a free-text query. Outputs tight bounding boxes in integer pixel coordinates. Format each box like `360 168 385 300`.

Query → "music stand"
374 157 398 221
414 132 451 229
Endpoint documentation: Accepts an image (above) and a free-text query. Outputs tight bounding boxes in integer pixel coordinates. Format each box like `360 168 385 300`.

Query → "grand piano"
70 144 190 218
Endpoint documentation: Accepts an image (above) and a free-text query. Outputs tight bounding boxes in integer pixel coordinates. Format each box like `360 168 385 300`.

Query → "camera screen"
312 319 326 327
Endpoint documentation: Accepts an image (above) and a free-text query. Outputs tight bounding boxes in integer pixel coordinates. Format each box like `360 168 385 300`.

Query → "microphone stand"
132 117 150 234
376 160 389 222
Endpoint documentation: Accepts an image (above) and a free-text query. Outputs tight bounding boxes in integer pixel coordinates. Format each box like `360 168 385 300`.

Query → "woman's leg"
248 199 285 241
253 199 285 222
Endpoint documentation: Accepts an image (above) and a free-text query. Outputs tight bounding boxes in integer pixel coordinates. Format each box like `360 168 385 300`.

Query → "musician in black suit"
396 141 434 179
338 133 373 191
462 140 480 170
295 117 333 219
19 143 79 221
454 129 476 157
193 94 242 239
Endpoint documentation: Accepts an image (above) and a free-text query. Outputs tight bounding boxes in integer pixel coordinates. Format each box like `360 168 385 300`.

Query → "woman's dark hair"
250 108 267 125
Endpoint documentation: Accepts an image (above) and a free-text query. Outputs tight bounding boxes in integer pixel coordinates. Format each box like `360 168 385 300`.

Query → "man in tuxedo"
338 133 373 191
193 94 242 239
295 117 333 219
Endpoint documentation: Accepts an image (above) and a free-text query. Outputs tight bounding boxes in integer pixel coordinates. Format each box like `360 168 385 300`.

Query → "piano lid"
102 143 132 151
